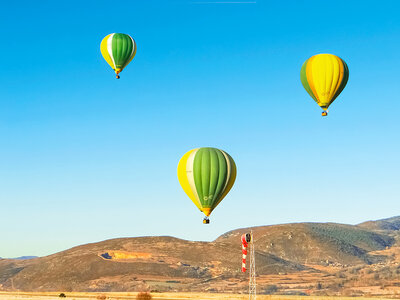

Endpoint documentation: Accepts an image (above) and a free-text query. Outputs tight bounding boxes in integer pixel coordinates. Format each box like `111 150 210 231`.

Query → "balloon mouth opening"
202 208 212 216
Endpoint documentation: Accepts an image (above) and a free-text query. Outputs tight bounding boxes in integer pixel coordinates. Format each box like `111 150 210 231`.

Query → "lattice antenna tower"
249 230 256 300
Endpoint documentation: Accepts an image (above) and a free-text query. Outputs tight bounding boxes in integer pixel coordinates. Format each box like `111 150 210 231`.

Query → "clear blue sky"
1 0 399 257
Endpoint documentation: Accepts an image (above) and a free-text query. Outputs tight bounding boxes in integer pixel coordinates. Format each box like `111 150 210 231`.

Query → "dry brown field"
0 292 398 300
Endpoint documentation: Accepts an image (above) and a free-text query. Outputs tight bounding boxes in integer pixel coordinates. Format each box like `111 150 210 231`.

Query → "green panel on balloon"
193 148 228 209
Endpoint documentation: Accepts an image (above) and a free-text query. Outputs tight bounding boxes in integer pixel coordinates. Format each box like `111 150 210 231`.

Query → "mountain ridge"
1 216 400 296
0 256 38 260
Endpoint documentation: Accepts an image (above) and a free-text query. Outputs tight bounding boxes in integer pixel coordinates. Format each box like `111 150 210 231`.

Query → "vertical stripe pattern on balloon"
100 33 136 76
177 147 237 218
300 53 349 111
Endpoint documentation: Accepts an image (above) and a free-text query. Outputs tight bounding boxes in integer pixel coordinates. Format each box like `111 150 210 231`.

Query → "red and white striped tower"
241 234 249 272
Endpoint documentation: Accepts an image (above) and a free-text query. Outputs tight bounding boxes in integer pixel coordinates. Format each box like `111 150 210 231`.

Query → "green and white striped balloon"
100 33 136 78
177 147 237 219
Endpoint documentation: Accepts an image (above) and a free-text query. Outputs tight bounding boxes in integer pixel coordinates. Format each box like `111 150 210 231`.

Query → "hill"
0 236 305 292
1 217 400 296
0 257 37 260
216 222 393 266
358 216 400 231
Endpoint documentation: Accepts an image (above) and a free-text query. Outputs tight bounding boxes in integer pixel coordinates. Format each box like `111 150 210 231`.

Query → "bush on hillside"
262 284 278 294
137 292 152 300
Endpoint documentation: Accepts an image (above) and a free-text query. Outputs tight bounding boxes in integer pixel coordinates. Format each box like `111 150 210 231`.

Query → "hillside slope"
1 236 304 292
358 216 400 231
0 217 399 293
216 222 394 265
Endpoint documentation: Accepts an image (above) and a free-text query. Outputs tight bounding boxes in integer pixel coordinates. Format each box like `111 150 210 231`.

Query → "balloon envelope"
300 54 349 112
100 33 136 77
177 147 236 217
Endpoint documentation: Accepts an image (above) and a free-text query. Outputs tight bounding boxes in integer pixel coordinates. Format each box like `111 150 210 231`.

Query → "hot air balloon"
300 54 349 116
177 147 236 224
100 33 136 79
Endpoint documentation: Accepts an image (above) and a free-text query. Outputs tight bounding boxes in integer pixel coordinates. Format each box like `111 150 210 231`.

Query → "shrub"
283 291 307 296
136 292 152 300
337 272 346 278
262 285 278 294
59 293 66 298
97 295 106 300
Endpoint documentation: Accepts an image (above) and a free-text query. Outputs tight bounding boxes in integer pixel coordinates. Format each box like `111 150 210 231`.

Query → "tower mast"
249 230 256 300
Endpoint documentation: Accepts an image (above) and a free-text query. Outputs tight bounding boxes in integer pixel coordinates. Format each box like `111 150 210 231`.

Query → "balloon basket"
203 217 210 224
322 111 328 116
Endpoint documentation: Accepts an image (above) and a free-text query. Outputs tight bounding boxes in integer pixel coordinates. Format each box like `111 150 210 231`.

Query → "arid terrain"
0 293 398 300
1 216 400 297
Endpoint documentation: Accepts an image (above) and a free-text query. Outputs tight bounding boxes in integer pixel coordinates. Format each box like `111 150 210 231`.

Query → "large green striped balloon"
100 33 136 79
177 147 237 221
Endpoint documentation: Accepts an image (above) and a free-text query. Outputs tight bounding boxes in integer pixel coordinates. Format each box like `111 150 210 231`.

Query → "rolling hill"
358 216 400 231
217 222 394 265
1 216 400 295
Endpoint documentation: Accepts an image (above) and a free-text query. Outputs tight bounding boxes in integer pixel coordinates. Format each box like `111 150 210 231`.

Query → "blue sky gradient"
1 0 400 257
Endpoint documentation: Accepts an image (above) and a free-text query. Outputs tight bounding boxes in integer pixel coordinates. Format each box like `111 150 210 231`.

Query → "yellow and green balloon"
100 33 136 79
300 54 349 116
177 147 236 223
